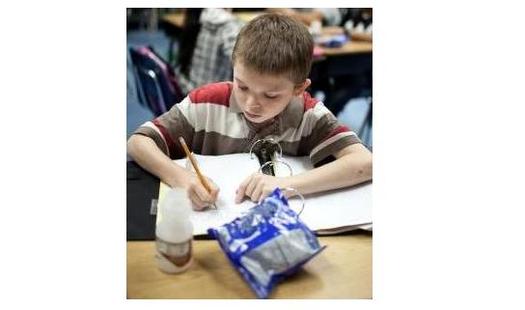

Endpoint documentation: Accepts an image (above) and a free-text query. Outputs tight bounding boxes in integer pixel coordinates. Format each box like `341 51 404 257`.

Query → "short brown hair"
232 13 314 84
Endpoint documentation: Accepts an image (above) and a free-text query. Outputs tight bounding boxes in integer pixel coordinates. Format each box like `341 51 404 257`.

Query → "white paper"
158 153 372 235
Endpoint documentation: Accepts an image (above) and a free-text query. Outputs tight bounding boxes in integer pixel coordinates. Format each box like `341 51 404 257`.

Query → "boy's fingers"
209 180 220 199
205 178 220 202
206 177 217 191
260 189 271 202
211 188 219 201
235 186 245 204
252 182 264 203
189 191 206 211
235 175 252 203
193 183 213 203
244 174 258 200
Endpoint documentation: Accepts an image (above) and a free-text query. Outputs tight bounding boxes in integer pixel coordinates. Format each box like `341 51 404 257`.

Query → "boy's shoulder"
280 91 329 130
188 82 233 106
302 91 320 111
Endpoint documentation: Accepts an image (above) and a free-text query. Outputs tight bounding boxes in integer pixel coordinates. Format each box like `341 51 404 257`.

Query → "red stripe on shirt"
188 82 232 106
327 125 351 139
303 91 319 111
152 119 176 155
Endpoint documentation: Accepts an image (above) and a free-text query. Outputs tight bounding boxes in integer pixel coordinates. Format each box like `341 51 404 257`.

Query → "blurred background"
127 8 373 148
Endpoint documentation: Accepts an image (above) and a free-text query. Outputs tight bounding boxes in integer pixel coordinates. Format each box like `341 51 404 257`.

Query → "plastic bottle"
155 187 193 273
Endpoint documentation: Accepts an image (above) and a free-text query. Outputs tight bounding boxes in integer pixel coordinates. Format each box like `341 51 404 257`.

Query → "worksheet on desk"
157 153 372 235
158 154 260 235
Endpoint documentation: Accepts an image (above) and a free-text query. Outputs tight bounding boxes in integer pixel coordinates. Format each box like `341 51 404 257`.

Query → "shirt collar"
229 91 304 132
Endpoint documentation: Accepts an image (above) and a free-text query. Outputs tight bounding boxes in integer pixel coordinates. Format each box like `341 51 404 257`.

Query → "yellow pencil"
178 137 217 209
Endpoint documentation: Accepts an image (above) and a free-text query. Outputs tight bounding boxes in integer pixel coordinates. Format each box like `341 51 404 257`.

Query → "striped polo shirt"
133 82 361 166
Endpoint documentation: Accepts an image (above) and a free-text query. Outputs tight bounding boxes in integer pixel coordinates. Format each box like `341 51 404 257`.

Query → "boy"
127 13 372 210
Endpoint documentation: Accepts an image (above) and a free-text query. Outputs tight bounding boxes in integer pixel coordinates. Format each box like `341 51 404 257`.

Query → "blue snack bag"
208 188 326 298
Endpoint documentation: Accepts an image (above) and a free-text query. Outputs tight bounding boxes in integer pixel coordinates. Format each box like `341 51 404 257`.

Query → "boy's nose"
246 96 261 110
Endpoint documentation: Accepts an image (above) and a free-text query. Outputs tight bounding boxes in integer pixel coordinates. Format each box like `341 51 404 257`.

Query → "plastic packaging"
317 34 348 48
208 188 325 298
155 187 193 273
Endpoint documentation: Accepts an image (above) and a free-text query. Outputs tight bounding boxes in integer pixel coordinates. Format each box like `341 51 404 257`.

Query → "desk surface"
162 12 260 29
127 233 372 299
320 41 372 56
161 12 184 28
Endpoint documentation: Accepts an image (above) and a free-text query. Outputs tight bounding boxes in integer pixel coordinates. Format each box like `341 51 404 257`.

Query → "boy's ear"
293 79 311 96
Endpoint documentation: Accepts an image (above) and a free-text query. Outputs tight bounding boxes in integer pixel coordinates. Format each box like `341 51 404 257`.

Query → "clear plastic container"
155 187 193 274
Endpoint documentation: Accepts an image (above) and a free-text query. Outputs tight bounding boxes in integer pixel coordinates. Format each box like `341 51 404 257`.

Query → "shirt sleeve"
303 102 362 165
132 96 196 159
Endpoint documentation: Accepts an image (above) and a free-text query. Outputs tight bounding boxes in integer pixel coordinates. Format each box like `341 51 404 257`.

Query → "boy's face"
232 62 310 124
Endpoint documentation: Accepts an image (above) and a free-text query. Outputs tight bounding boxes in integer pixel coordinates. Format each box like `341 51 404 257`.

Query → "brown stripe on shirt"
148 105 195 159
297 113 341 154
310 134 362 165
130 82 361 165
191 130 250 155
133 127 169 156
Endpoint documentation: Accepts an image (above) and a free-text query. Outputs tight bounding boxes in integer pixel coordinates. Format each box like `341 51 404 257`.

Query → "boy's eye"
239 86 248 91
264 94 278 99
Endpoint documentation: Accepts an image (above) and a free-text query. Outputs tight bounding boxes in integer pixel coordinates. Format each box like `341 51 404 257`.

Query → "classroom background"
5 1 522 306
126 8 373 149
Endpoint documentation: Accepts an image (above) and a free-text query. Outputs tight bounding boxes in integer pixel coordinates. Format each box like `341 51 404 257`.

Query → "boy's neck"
246 117 277 132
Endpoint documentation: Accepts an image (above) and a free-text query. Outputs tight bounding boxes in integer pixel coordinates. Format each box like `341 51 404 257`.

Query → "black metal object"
251 140 280 176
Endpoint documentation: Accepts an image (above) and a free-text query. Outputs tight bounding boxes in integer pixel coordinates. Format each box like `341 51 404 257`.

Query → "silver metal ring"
249 138 283 159
281 187 305 217
258 159 293 177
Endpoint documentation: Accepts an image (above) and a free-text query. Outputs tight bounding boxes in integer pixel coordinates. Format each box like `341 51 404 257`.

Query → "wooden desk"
161 13 371 55
316 27 372 56
234 11 261 23
161 12 184 29
161 12 261 29
320 40 372 56
127 234 372 299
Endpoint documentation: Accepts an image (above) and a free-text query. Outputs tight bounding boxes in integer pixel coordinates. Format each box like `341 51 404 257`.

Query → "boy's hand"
183 174 219 211
235 173 286 204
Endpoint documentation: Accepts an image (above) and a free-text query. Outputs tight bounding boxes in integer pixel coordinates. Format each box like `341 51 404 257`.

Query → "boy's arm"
285 143 372 195
235 143 372 203
127 134 219 209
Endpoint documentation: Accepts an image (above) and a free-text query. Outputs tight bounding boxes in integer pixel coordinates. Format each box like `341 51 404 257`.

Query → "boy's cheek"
236 96 248 110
